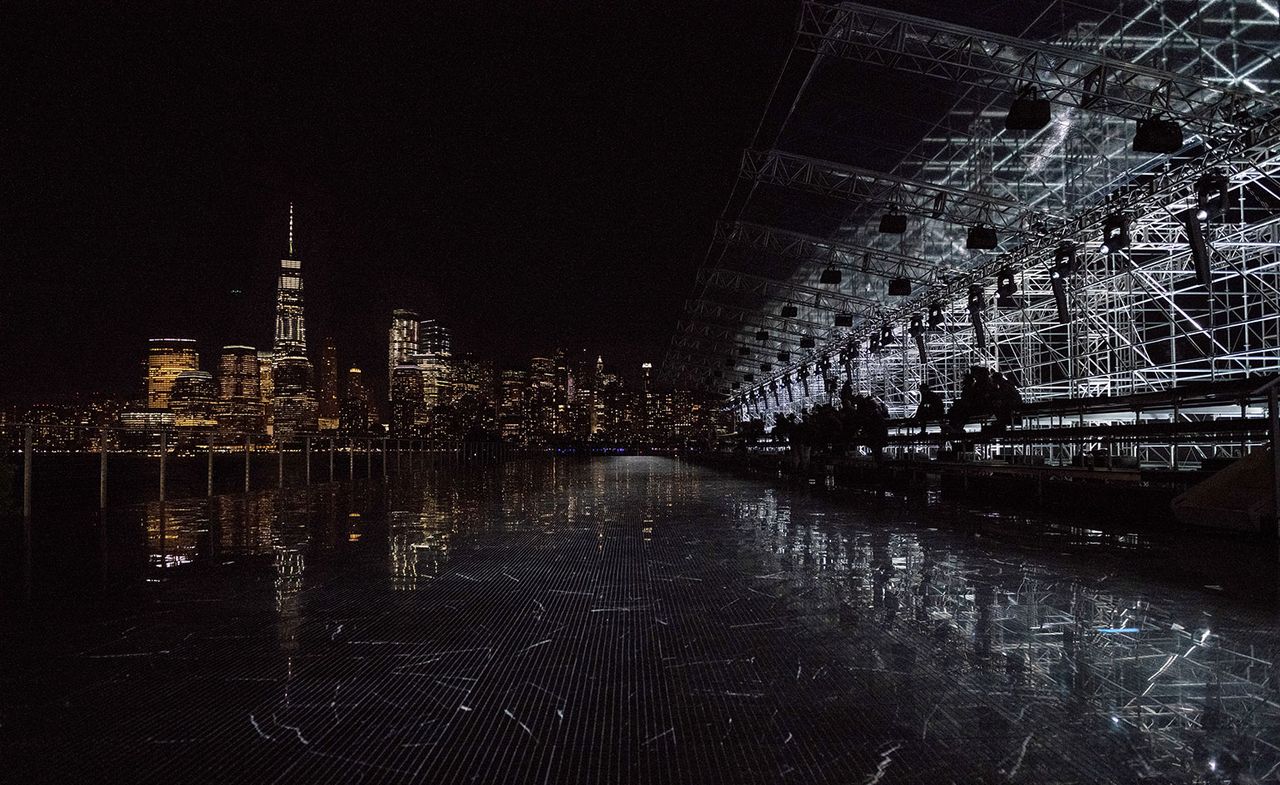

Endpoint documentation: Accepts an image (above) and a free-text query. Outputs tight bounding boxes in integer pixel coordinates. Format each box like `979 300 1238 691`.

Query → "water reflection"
732 490 1280 782
6 458 1277 783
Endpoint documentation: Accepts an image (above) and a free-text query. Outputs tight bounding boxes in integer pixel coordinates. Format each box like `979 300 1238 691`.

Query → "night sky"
4 2 797 404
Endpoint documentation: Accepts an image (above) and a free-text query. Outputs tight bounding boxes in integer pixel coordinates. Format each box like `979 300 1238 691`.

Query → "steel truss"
665 1 1280 449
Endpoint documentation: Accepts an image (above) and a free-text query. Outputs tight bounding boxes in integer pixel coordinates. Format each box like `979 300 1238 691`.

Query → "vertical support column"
99 428 109 510
244 434 251 493
22 424 33 520
329 438 335 482
158 430 167 503
1270 388 1279 539
305 436 312 485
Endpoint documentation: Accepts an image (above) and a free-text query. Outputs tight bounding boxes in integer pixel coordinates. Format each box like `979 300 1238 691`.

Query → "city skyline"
4 5 795 405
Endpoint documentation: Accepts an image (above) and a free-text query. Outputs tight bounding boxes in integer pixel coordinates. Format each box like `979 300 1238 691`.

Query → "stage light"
1134 115 1183 154
819 267 842 285
1005 87 1050 132
799 336 816 349
880 321 896 346
996 265 1020 309
755 330 768 341
878 210 907 234
834 313 854 327
1053 242 1078 276
780 304 798 318
967 224 998 250
1049 263 1070 325
761 363 772 372
927 300 944 330
777 351 790 362
1195 171 1229 222
1184 210 1213 288
888 277 911 296
1101 213 1129 254
908 313 927 362
968 283 986 350
868 333 881 354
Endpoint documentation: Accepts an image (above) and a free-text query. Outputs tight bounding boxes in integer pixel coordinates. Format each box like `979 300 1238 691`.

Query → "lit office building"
389 310 420 392
217 345 263 434
170 370 219 428
317 338 340 430
146 338 199 409
339 367 372 436
498 369 526 443
257 349 275 434
271 204 317 438
418 319 451 357
415 353 452 414
390 364 423 436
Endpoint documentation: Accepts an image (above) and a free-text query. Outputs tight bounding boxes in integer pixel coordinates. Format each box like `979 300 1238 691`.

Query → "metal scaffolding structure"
663 0 1280 454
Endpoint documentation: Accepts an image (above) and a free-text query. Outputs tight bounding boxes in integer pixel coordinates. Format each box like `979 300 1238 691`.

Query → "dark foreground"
2 457 1279 784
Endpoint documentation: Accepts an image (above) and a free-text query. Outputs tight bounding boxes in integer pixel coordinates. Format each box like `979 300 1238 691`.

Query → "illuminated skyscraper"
170 370 219 428
274 204 306 358
271 204 316 438
339 367 372 436
257 349 275 434
390 364 423 436
418 320 451 356
146 338 199 409
217 345 263 433
317 337 340 430
389 310 420 393
498 369 526 443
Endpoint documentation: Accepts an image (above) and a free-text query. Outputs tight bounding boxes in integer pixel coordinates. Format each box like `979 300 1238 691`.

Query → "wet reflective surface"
2 457 1279 783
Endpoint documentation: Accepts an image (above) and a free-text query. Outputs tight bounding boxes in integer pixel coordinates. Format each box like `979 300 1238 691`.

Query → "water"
1 457 1278 783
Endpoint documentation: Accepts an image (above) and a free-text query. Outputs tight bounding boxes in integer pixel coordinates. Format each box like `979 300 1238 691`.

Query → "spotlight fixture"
927 300 945 330
777 351 790 362
996 265 1020 309
887 277 911 296
967 224 998 250
819 267 842 285
968 284 986 350
1195 171 1229 222
1004 87 1051 132
761 363 772 373
799 336 816 349
878 210 907 234
1133 115 1183 154
834 313 854 327
879 321 896 346
780 304 798 318
755 330 768 342
908 313 927 362
1049 262 1070 325
1053 241 1078 276
1184 210 1213 288
1101 213 1130 254
868 333 881 355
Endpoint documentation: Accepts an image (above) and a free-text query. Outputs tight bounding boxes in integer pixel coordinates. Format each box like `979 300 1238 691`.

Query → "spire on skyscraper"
288 202 294 257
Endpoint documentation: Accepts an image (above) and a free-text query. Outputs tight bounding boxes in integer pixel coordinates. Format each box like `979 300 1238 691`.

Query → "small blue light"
1096 627 1140 634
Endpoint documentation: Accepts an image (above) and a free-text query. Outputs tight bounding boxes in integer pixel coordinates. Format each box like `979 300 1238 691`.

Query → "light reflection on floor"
1 457 1277 783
